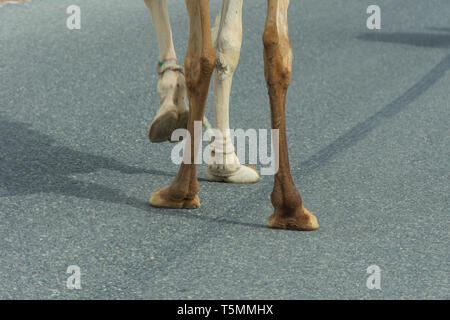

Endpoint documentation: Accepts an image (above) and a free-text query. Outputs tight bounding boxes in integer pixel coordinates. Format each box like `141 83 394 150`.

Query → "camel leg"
263 0 318 230
144 0 189 143
150 0 215 208
203 0 260 184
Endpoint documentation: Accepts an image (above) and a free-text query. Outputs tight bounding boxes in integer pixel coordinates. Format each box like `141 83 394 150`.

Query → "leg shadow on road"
427 27 450 33
0 119 264 229
357 31 450 48
0 118 159 210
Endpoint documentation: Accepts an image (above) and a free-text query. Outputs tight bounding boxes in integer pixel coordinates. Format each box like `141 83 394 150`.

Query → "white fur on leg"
203 148 259 183
144 0 177 62
149 65 189 142
204 164 259 184
145 0 188 142
208 0 255 180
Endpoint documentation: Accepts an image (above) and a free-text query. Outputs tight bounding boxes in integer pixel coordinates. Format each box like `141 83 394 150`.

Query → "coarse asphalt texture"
0 0 449 299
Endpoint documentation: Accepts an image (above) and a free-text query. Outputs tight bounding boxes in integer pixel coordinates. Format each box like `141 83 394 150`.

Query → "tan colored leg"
144 0 189 142
263 0 318 230
144 0 176 62
150 0 215 208
203 0 259 184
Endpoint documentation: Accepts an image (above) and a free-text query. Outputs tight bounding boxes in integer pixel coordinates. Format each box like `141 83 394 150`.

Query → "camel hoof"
268 207 318 231
148 109 188 143
149 187 200 209
203 165 260 184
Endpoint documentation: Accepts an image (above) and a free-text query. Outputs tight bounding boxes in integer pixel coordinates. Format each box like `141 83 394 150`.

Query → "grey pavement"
0 0 449 299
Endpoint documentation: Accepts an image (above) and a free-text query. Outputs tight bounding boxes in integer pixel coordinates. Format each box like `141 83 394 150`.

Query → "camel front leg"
203 0 259 184
150 0 215 208
144 0 177 62
144 0 189 143
263 0 318 230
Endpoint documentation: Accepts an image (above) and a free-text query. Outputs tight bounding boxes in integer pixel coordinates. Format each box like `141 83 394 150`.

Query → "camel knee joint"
214 34 241 79
263 29 292 86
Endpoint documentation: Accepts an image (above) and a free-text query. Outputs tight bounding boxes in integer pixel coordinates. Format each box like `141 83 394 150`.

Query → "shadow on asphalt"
0 119 160 206
427 27 450 33
0 119 266 229
295 33 450 177
357 30 450 48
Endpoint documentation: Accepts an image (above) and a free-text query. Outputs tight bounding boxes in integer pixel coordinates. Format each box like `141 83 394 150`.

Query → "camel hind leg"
263 0 318 230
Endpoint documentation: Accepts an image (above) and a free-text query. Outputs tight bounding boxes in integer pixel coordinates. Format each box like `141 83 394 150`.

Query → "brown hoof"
268 207 318 231
149 187 200 209
148 109 188 143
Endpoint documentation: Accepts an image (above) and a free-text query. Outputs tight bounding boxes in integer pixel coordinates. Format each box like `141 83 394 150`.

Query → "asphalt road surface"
1 0 449 299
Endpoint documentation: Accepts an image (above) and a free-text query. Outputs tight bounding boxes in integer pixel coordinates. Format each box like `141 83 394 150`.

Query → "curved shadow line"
296 54 450 176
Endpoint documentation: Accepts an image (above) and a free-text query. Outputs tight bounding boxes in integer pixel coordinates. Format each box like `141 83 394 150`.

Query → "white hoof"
203 165 260 184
